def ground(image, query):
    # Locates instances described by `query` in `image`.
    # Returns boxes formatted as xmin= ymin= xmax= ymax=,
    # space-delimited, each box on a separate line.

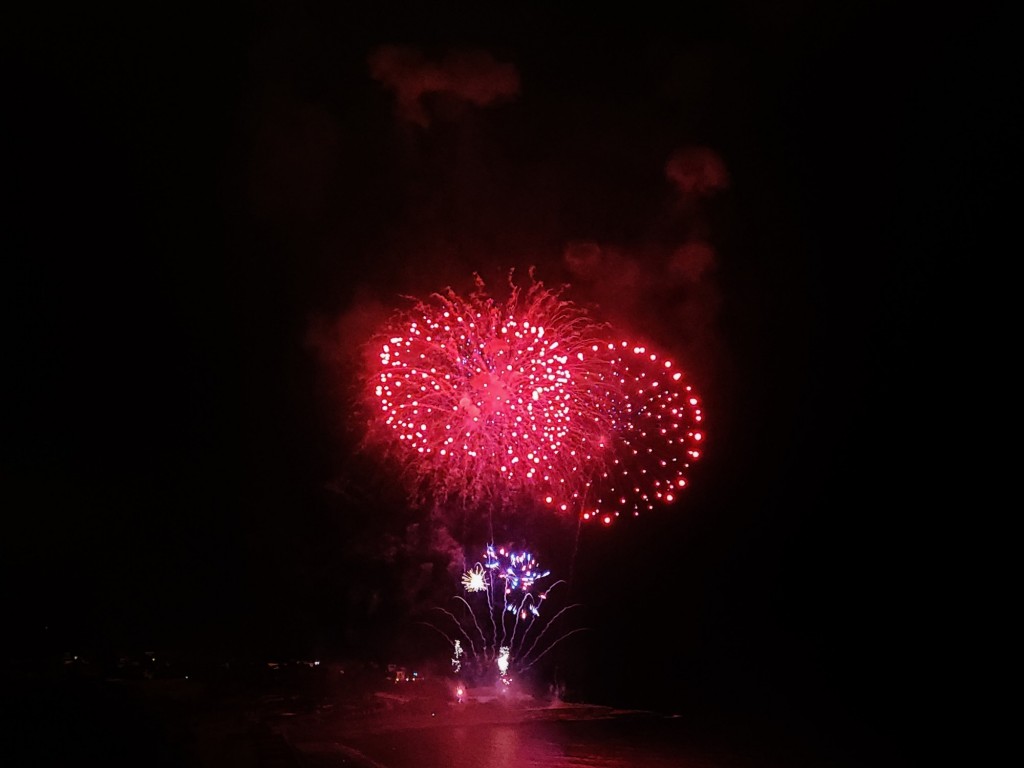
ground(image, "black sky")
xmin=3 ymin=2 xmax=969 ymax=760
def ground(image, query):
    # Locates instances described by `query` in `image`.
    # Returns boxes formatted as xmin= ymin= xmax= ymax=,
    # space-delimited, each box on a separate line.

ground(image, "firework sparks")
xmin=579 ymin=342 xmax=704 ymax=523
xmin=364 ymin=272 xmax=620 ymax=514
xmin=461 ymin=563 xmax=488 ymax=592
xmin=424 ymin=543 xmax=586 ymax=686
xmin=484 ymin=543 xmax=552 ymax=592
xmin=362 ymin=271 xmax=705 ymax=523
xmin=497 ymin=646 xmax=511 ymax=683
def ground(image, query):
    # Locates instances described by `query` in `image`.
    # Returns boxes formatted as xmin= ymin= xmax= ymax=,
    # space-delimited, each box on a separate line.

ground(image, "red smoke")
xmin=665 ymin=146 xmax=730 ymax=199
xmin=368 ymin=45 xmax=520 ymax=127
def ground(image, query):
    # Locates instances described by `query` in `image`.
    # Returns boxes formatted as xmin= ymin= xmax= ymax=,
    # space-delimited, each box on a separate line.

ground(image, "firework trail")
xmin=420 ymin=544 xmax=585 ymax=684
xmin=362 ymin=270 xmax=704 ymax=524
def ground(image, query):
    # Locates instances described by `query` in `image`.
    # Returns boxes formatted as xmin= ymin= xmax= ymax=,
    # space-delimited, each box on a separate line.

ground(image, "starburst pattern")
xmin=361 ymin=272 xmax=704 ymax=522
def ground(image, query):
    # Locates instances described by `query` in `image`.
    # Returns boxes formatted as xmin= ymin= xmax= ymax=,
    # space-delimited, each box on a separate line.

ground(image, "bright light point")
xmin=462 ymin=564 xmax=487 ymax=592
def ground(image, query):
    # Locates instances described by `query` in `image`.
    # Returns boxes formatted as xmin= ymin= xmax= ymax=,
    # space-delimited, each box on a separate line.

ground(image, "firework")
xmin=364 ymin=272 xmax=620 ymax=512
xmin=362 ymin=272 xmax=705 ymax=522
xmin=425 ymin=543 xmax=585 ymax=685
xmin=578 ymin=342 xmax=704 ymax=524
xmin=461 ymin=563 xmax=488 ymax=592
xmin=482 ymin=543 xmax=552 ymax=592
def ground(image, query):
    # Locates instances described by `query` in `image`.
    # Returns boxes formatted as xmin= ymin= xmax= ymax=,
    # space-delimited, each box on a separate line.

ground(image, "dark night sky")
xmin=3 ymin=1 xmax=971 ymax=759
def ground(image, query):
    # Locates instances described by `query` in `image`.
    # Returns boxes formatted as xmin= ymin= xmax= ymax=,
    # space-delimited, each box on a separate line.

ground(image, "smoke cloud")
xmin=561 ymin=145 xmax=730 ymax=393
xmin=665 ymin=146 xmax=731 ymax=200
xmin=368 ymin=45 xmax=521 ymax=127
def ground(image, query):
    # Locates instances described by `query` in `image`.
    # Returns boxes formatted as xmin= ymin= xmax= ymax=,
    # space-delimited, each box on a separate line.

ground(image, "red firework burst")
xmin=361 ymin=272 xmax=704 ymax=521
xmin=577 ymin=342 xmax=703 ymax=524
